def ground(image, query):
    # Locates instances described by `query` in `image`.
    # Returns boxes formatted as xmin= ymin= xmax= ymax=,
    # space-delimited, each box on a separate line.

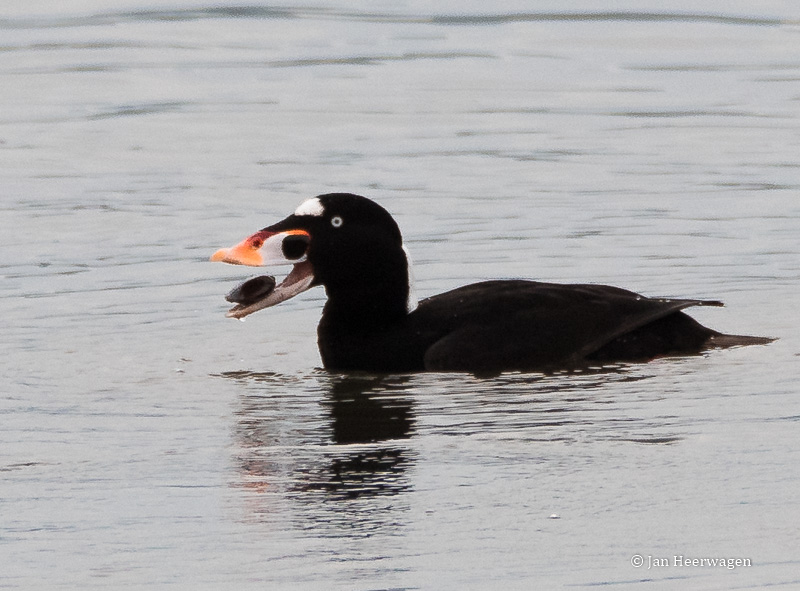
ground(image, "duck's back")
xmin=414 ymin=280 xmax=727 ymax=372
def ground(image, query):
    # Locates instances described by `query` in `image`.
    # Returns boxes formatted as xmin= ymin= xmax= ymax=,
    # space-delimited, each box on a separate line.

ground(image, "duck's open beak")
xmin=210 ymin=229 xmax=315 ymax=319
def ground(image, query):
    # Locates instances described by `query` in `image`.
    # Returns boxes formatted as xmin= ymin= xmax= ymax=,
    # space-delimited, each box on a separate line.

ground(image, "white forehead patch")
xmin=294 ymin=197 xmax=325 ymax=217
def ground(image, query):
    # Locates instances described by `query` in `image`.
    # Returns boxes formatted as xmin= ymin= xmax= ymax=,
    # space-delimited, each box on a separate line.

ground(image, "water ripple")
xmin=1 ymin=7 xmax=788 ymax=30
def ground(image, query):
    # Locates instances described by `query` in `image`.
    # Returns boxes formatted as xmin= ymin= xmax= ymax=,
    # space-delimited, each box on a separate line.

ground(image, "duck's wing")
xmin=417 ymin=280 xmax=723 ymax=372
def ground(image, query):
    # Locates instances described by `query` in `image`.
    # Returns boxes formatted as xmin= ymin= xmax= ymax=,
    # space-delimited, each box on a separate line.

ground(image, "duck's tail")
xmin=706 ymin=333 xmax=776 ymax=348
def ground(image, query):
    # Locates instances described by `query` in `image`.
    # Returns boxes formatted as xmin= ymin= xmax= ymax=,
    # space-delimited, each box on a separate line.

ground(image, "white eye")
xmin=331 ymin=216 xmax=343 ymax=228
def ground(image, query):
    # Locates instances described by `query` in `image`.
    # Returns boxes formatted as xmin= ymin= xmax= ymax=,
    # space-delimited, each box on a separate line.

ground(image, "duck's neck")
xmin=317 ymin=240 xmax=418 ymax=334
xmin=322 ymin=277 xmax=412 ymax=330
xmin=323 ymin=249 xmax=417 ymax=328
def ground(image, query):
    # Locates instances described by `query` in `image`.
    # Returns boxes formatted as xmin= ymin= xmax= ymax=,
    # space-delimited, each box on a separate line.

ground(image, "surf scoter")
xmin=211 ymin=193 xmax=772 ymax=373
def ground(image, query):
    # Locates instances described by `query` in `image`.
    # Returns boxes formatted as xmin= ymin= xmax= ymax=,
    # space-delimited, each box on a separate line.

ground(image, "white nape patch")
xmin=294 ymin=197 xmax=325 ymax=217
xmin=403 ymin=244 xmax=419 ymax=314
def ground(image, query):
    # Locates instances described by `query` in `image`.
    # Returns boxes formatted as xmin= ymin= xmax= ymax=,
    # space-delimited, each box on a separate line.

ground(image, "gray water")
xmin=2 ymin=2 xmax=800 ymax=589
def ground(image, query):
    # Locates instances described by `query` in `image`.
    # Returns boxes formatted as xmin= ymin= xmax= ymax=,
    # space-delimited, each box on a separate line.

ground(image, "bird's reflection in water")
xmin=221 ymin=370 xmax=416 ymax=532
xmin=301 ymin=374 xmax=414 ymax=500
xmin=221 ymin=364 xmax=676 ymax=533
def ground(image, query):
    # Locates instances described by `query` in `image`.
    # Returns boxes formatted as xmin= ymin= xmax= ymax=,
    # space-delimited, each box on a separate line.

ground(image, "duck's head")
xmin=211 ymin=193 xmax=417 ymax=320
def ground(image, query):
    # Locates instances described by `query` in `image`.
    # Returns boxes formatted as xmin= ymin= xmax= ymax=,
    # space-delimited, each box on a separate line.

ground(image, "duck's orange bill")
xmin=210 ymin=235 xmax=265 ymax=266
xmin=210 ymin=229 xmax=310 ymax=267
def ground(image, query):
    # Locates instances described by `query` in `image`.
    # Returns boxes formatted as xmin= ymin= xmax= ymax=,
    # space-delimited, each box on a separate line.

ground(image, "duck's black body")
xmin=319 ymin=280 xmax=737 ymax=373
xmin=212 ymin=193 xmax=772 ymax=373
